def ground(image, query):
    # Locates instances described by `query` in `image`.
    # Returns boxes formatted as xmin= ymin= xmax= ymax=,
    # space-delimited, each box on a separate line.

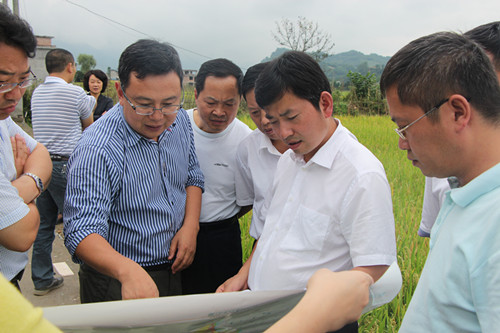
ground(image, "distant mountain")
xmin=260 ymin=48 xmax=289 ymax=63
xmin=261 ymin=48 xmax=390 ymax=85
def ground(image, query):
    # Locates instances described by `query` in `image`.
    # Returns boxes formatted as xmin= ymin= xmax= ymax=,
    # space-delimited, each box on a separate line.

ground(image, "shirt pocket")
xmin=280 ymin=205 xmax=330 ymax=261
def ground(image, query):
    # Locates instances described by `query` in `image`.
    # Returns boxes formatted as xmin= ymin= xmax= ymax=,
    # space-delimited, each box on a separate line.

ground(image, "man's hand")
xmin=75 ymin=234 xmax=159 ymax=300
xmin=217 ymin=239 xmax=256 ymax=293
xmin=304 ymin=269 xmax=373 ymax=327
xmin=118 ymin=260 xmax=159 ymax=300
xmin=11 ymin=134 xmax=29 ymax=178
xmin=216 ymin=271 xmax=249 ymax=293
xmin=265 ymin=269 xmax=373 ymax=333
xmin=168 ymin=225 xmax=197 ymax=274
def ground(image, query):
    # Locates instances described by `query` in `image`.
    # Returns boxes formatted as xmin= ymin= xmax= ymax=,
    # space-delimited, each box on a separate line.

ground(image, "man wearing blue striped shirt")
xmin=31 ymin=48 xmax=95 ymax=296
xmin=64 ymin=39 xmax=204 ymax=303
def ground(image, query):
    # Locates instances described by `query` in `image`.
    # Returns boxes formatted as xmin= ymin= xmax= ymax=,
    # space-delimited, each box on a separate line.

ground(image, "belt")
xmin=199 ymin=214 xmax=239 ymax=229
xmin=142 ymin=262 xmax=172 ymax=272
xmin=50 ymin=154 xmax=69 ymax=161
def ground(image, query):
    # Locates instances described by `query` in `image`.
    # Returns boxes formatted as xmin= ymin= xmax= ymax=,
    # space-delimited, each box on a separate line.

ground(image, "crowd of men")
xmin=1 ymin=3 xmax=500 ymax=332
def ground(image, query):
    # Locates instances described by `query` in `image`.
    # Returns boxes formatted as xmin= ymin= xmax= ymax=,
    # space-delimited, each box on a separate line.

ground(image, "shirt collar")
xmin=449 ymin=162 xmax=500 ymax=207
xmin=290 ymin=119 xmax=350 ymax=169
xmin=190 ymin=111 xmax=236 ymax=138
xmin=257 ymin=130 xmax=283 ymax=157
xmin=44 ymin=76 xmax=67 ymax=84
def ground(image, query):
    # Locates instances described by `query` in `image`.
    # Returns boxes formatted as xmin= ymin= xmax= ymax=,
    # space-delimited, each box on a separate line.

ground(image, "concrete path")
xmin=18 ymin=223 xmax=81 ymax=307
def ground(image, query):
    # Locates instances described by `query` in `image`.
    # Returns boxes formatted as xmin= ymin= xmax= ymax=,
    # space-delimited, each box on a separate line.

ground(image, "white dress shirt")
xmin=235 ymin=129 xmax=284 ymax=239
xmin=248 ymin=120 xmax=397 ymax=290
xmin=419 ymin=177 xmax=451 ymax=237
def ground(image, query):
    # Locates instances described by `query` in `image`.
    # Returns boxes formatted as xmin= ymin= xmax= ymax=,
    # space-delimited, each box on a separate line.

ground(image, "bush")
xmin=346 ymin=71 xmax=387 ymax=115
xmin=22 ymin=83 xmax=39 ymax=126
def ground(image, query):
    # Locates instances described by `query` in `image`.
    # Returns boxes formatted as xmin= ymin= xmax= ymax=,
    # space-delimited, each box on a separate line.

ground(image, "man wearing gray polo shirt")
xmin=30 ymin=48 xmax=95 ymax=295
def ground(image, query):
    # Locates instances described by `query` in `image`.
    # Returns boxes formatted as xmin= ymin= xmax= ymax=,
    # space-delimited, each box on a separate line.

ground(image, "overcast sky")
xmin=16 ymin=0 xmax=500 ymax=72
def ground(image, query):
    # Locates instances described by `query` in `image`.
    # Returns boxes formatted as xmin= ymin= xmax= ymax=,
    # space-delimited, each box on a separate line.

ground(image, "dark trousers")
xmin=79 ymin=263 xmax=182 ymax=303
xmin=182 ymin=215 xmax=242 ymax=294
xmin=10 ymin=269 xmax=24 ymax=291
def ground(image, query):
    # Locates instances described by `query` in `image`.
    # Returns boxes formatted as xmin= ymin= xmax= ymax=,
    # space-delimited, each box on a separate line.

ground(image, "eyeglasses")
xmin=394 ymin=98 xmax=449 ymax=140
xmin=0 ymin=70 xmax=37 ymax=94
xmin=121 ymin=86 xmax=184 ymax=116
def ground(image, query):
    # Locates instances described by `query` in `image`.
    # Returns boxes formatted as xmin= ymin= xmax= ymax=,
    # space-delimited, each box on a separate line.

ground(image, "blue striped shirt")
xmin=63 ymin=104 xmax=204 ymax=266
xmin=31 ymin=76 xmax=95 ymax=156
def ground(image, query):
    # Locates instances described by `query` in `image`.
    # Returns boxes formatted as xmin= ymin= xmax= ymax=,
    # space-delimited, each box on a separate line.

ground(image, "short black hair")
xmin=0 ymin=4 xmax=36 ymax=58
xmin=255 ymin=51 xmax=331 ymax=111
xmin=195 ymin=58 xmax=243 ymax=95
xmin=45 ymin=48 xmax=74 ymax=74
xmin=83 ymin=69 xmax=108 ymax=93
xmin=118 ymin=39 xmax=183 ymax=90
xmin=242 ymin=62 xmax=269 ymax=101
xmin=464 ymin=21 xmax=500 ymax=73
xmin=380 ymin=31 xmax=500 ymax=123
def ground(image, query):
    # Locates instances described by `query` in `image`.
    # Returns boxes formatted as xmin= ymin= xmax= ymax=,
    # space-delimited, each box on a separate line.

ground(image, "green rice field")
xmin=237 ymin=114 xmax=429 ymax=332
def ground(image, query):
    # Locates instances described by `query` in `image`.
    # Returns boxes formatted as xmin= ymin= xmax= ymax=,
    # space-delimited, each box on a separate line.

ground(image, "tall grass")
xmin=339 ymin=115 xmax=429 ymax=332
xmin=237 ymin=115 xmax=429 ymax=332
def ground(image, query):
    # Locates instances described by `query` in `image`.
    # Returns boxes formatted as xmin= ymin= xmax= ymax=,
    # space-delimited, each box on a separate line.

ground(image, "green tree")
xmin=77 ymin=53 xmax=96 ymax=75
xmin=346 ymin=71 xmax=386 ymax=115
xmin=347 ymin=71 xmax=377 ymax=99
xmin=272 ymin=17 xmax=335 ymax=62
xmin=356 ymin=62 xmax=369 ymax=75
xmin=74 ymin=71 xmax=84 ymax=82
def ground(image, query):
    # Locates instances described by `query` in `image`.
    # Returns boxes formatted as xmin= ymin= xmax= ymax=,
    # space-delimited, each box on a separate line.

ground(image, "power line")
xmin=64 ymin=0 xmax=211 ymax=60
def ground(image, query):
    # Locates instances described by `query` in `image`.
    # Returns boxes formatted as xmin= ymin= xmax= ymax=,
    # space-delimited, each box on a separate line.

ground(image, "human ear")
xmin=115 ymin=81 xmax=125 ymax=106
xmin=319 ymin=91 xmax=334 ymax=118
xmin=66 ymin=62 xmax=74 ymax=74
xmin=448 ymin=94 xmax=471 ymax=132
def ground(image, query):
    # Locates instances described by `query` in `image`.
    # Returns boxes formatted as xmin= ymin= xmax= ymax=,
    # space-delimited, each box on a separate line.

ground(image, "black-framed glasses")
xmin=394 ymin=98 xmax=449 ymax=140
xmin=121 ymin=85 xmax=184 ymax=116
xmin=0 ymin=70 xmax=37 ymax=94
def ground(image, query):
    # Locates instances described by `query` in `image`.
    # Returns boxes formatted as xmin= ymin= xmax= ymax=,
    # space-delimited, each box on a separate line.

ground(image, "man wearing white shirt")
xmin=182 ymin=58 xmax=252 ymax=294
xmin=235 ymin=62 xmax=288 ymax=240
xmin=218 ymin=51 xmax=397 ymax=333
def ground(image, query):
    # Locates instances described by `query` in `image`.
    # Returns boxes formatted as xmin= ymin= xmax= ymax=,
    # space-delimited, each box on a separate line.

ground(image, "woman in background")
xmin=83 ymin=69 xmax=114 ymax=121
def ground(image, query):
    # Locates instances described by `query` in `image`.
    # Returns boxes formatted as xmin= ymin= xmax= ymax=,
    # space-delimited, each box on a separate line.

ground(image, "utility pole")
xmin=12 ymin=0 xmax=19 ymax=15
xmin=2 ymin=1 xmax=19 ymax=15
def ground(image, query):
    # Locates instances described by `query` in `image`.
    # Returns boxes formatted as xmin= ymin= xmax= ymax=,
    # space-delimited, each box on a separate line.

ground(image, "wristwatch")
xmin=23 ymin=172 xmax=44 ymax=196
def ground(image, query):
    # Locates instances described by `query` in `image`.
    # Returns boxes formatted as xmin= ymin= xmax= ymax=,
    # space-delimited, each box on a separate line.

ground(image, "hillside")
xmin=261 ymin=48 xmax=390 ymax=85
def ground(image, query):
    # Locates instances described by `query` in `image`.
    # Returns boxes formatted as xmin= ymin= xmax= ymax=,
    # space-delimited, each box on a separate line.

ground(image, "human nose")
xmin=398 ymin=136 xmax=410 ymax=150
xmin=4 ymin=85 xmax=23 ymax=102
xmin=212 ymin=104 xmax=225 ymax=117
xmin=261 ymin=112 xmax=270 ymax=126
xmin=149 ymin=107 xmax=165 ymax=120
xmin=277 ymin=122 xmax=293 ymax=140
